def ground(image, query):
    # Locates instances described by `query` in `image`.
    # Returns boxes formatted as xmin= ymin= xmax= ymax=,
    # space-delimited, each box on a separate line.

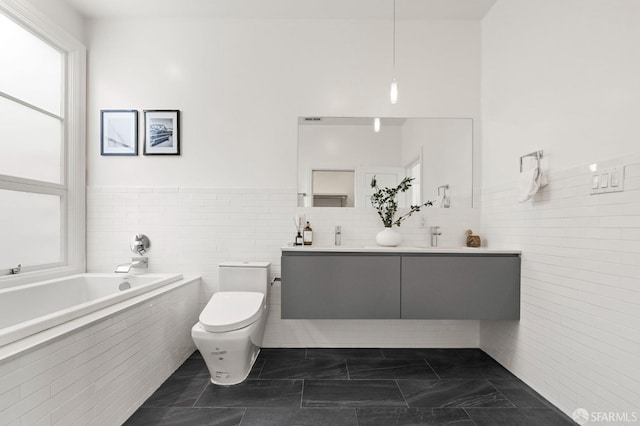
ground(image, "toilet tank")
xmin=218 ymin=262 xmax=271 ymax=294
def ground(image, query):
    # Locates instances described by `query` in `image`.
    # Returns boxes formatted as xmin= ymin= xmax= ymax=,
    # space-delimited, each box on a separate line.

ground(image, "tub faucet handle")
xmin=130 ymin=234 xmax=151 ymax=255
xmin=10 ymin=264 xmax=21 ymax=274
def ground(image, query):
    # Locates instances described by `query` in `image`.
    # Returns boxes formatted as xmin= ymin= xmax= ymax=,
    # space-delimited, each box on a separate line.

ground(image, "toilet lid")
xmin=199 ymin=291 xmax=264 ymax=332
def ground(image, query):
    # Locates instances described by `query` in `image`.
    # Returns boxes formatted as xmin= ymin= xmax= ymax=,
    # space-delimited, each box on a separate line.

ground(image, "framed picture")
xmin=100 ymin=110 xmax=138 ymax=156
xmin=144 ymin=110 xmax=180 ymax=155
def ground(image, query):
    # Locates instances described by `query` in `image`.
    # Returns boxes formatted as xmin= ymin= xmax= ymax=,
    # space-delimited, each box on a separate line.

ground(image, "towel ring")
xmin=520 ymin=150 xmax=543 ymax=173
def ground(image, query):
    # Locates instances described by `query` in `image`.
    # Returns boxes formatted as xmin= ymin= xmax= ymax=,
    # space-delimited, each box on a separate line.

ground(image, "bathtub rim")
xmin=0 ymin=265 xmax=85 ymax=291
xmin=0 ymin=273 xmax=184 ymax=348
xmin=0 ymin=275 xmax=201 ymax=363
xmin=0 ymin=272 xmax=178 ymax=296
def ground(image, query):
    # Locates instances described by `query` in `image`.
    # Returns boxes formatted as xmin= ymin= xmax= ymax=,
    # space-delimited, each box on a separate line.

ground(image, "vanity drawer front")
xmin=282 ymin=253 xmax=400 ymax=319
xmin=401 ymin=255 xmax=521 ymax=320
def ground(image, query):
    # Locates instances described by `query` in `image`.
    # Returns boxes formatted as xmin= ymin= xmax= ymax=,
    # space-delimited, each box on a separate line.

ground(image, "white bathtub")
xmin=0 ymin=272 xmax=200 ymax=425
xmin=0 ymin=273 xmax=183 ymax=348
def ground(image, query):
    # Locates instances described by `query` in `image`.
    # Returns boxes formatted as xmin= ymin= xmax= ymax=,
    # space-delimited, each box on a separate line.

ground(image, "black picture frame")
xmin=143 ymin=110 xmax=180 ymax=155
xmin=100 ymin=109 xmax=138 ymax=156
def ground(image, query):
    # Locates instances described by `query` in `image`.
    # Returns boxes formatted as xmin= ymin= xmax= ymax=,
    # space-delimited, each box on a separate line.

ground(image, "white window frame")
xmin=0 ymin=0 xmax=86 ymax=288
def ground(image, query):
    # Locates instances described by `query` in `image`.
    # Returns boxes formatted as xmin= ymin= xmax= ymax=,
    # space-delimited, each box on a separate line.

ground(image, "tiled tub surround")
xmin=125 ymin=348 xmax=575 ymax=425
xmin=0 ymin=276 xmax=200 ymax=426
xmin=87 ymin=186 xmax=481 ymax=348
xmin=480 ymin=154 xmax=640 ymax=418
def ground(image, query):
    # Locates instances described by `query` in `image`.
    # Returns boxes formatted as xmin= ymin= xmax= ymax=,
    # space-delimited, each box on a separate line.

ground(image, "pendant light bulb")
xmin=390 ymin=78 xmax=398 ymax=104
xmin=374 ymin=117 xmax=381 ymax=132
xmin=389 ymin=0 xmax=398 ymax=104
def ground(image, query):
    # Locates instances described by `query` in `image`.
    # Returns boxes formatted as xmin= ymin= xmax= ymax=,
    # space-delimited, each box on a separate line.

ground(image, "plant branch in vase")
xmin=370 ymin=176 xmax=433 ymax=246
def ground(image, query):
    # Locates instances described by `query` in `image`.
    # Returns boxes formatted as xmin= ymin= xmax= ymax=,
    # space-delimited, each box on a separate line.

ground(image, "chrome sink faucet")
xmin=430 ymin=226 xmax=442 ymax=247
xmin=115 ymin=257 xmax=148 ymax=273
xmin=335 ymin=225 xmax=342 ymax=246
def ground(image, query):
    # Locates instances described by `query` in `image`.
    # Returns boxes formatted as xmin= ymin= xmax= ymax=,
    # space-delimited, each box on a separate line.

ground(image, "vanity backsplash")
xmin=294 ymin=205 xmax=480 ymax=248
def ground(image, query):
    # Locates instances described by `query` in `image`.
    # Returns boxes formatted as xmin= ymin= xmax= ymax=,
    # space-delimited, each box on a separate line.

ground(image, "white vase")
xmin=376 ymin=227 xmax=402 ymax=247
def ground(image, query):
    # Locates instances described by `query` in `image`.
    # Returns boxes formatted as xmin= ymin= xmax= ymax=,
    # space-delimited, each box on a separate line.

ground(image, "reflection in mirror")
xmin=297 ymin=117 xmax=472 ymax=208
xmin=312 ymin=170 xmax=355 ymax=207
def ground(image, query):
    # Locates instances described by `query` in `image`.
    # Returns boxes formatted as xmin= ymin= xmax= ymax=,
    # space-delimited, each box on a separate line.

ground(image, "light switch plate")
xmin=591 ymin=165 xmax=625 ymax=195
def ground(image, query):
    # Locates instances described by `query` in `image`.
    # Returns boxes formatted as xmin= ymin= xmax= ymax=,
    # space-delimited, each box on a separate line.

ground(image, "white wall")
xmin=481 ymin=0 xmax=640 ymax=420
xmin=481 ymin=0 xmax=640 ymax=189
xmin=87 ymin=18 xmax=480 ymax=187
xmin=86 ymin=16 xmax=483 ymax=348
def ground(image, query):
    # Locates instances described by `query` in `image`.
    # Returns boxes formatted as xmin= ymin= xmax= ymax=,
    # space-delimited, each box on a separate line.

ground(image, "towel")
xmin=440 ymin=193 xmax=450 ymax=208
xmin=518 ymin=167 xmax=548 ymax=202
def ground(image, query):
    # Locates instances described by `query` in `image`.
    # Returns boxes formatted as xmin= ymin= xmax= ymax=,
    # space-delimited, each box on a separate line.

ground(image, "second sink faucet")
xmin=430 ymin=226 xmax=442 ymax=247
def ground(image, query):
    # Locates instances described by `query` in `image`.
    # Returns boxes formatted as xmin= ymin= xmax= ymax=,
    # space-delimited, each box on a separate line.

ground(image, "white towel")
xmin=440 ymin=193 xmax=450 ymax=208
xmin=518 ymin=167 xmax=547 ymax=203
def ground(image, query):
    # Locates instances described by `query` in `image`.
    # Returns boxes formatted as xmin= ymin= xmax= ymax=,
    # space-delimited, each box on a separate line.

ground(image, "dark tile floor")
xmin=125 ymin=348 xmax=576 ymax=425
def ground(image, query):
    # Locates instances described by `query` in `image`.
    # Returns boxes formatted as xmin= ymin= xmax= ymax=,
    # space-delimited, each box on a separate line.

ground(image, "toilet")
xmin=191 ymin=261 xmax=271 ymax=385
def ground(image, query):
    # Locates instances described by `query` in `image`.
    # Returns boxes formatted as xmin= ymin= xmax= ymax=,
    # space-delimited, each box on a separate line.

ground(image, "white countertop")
xmin=281 ymin=246 xmax=521 ymax=254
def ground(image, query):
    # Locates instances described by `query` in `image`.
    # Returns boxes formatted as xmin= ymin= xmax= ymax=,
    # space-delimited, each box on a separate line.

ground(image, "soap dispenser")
xmin=303 ymin=221 xmax=313 ymax=245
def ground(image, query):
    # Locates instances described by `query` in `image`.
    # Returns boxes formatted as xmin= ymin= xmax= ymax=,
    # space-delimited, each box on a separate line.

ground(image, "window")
xmin=0 ymin=5 xmax=85 ymax=282
xmin=407 ymin=160 xmax=421 ymax=205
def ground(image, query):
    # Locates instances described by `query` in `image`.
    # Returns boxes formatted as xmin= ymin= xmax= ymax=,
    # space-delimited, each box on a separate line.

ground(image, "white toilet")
xmin=191 ymin=261 xmax=270 ymax=385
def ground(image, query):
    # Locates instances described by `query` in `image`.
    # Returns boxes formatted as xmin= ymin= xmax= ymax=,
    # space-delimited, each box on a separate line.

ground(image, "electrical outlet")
xmin=419 ymin=216 xmax=428 ymax=229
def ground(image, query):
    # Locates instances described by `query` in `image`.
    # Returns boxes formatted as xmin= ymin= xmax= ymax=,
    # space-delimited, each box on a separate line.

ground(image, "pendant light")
xmin=390 ymin=0 xmax=398 ymax=104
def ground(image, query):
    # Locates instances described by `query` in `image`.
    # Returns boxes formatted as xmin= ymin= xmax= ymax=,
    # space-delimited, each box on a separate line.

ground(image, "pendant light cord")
xmin=392 ymin=0 xmax=396 ymax=74
xmin=389 ymin=0 xmax=399 ymax=104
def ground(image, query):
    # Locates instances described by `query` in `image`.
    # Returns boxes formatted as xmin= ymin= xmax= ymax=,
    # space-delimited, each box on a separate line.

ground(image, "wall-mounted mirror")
xmin=297 ymin=117 xmax=473 ymax=208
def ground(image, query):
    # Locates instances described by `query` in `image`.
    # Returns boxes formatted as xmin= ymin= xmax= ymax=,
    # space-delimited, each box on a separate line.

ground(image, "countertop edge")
xmin=281 ymin=246 xmax=522 ymax=254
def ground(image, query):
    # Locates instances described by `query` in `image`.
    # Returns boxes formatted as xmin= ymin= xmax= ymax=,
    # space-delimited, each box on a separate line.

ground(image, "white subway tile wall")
xmin=0 ymin=279 xmax=199 ymax=426
xmin=87 ymin=186 xmax=481 ymax=348
xmin=480 ymin=153 xmax=640 ymax=417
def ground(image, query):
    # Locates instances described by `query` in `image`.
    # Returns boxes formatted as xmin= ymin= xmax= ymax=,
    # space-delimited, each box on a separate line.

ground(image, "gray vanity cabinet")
xmin=401 ymin=254 xmax=521 ymax=320
xmin=281 ymin=250 xmax=520 ymax=320
xmin=281 ymin=253 xmax=400 ymax=319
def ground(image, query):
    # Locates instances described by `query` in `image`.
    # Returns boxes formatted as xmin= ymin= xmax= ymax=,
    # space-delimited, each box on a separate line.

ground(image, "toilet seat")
xmin=199 ymin=291 xmax=264 ymax=332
